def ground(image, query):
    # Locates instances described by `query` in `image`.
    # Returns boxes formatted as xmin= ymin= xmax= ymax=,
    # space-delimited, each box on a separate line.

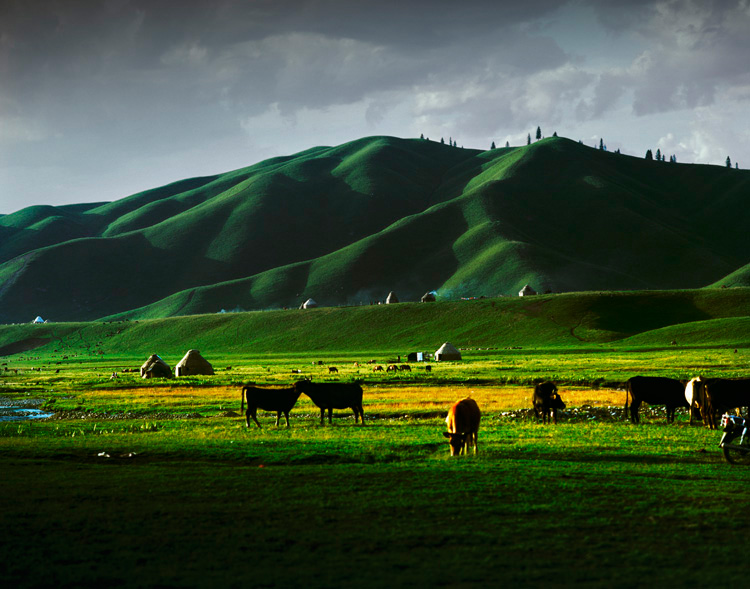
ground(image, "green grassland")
xmin=1 ymin=135 xmax=749 ymax=322
xmin=2 ymin=292 xmax=750 ymax=587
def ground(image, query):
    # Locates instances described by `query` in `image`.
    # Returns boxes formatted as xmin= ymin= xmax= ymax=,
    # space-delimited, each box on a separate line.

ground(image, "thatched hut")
xmin=175 ymin=349 xmax=214 ymax=377
xmin=435 ymin=342 xmax=461 ymax=361
xmin=386 ymin=291 xmax=399 ymax=304
xmin=140 ymin=354 xmax=172 ymax=379
xmin=518 ymin=284 xmax=537 ymax=297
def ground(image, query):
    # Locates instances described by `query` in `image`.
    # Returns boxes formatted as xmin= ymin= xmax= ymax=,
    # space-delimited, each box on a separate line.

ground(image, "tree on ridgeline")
xmin=491 ymin=141 xmax=496 ymax=149
xmin=420 ymin=133 xmax=424 ymax=139
xmin=645 ymin=149 xmax=653 ymax=160
xmin=656 ymin=148 xmax=661 ymax=161
xmin=599 ymin=138 xmax=604 ymax=150
xmin=441 ymin=137 xmax=445 ymax=144
xmin=615 ymin=148 xmax=621 ymax=154
xmin=553 ymin=131 xmax=558 ymax=137
xmin=505 ymin=140 xmax=510 ymax=148
xmin=527 ymin=133 xmax=531 ymax=145
xmin=536 ymin=126 xmax=542 ymax=141
xmin=726 ymin=156 xmax=732 ymax=168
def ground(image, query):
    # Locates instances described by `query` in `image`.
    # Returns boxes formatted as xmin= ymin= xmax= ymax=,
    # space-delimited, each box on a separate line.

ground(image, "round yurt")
xmin=175 ymin=349 xmax=214 ymax=377
xmin=435 ymin=342 xmax=461 ymax=362
xmin=420 ymin=292 xmax=436 ymax=303
xmin=32 ymin=316 xmax=45 ymax=324
xmin=300 ymin=298 xmax=318 ymax=309
xmin=385 ymin=291 xmax=399 ymax=304
xmin=140 ymin=354 xmax=172 ymax=379
xmin=519 ymin=284 xmax=537 ymax=297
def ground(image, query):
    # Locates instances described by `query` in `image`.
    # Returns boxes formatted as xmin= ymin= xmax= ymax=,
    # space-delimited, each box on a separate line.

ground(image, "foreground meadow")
xmin=2 ymin=348 xmax=750 ymax=587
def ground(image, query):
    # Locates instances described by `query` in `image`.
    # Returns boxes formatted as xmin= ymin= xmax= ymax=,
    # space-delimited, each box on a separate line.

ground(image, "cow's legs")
xmin=247 ymin=408 xmax=262 ymax=428
xmin=283 ymin=411 xmax=291 ymax=427
xmin=327 ymin=408 xmax=333 ymax=424
xmin=319 ymin=408 xmax=325 ymax=425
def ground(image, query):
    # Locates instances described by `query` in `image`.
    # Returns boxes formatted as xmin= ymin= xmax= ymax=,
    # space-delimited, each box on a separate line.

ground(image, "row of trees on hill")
xmin=420 ymin=130 xmax=740 ymax=169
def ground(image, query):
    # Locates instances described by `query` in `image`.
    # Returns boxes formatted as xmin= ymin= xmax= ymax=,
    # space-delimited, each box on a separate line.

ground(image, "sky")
xmin=1 ymin=0 xmax=749 ymax=214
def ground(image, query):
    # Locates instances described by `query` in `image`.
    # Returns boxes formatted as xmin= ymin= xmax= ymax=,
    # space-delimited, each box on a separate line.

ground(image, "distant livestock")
xmin=240 ymin=385 xmax=301 ymax=428
xmin=293 ymin=380 xmax=365 ymax=425
xmin=399 ymin=364 xmax=411 ymax=372
xmin=373 ymin=365 xmax=384 ymax=372
xmin=443 ymin=398 xmax=481 ymax=456
xmin=328 ymin=366 xmax=339 ymax=373
xmin=625 ymin=376 xmax=688 ymax=423
xmin=688 ymin=376 xmax=750 ymax=429
xmin=532 ymin=381 xmax=566 ymax=425
xmin=387 ymin=365 xmax=398 ymax=372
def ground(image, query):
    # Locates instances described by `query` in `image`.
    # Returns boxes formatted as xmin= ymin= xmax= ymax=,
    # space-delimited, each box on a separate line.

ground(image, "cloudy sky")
xmin=1 ymin=0 xmax=749 ymax=214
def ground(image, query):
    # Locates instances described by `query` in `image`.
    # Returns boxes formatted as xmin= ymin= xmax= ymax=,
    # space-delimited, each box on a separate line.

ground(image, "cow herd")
xmin=239 ymin=375 xmax=750 ymax=456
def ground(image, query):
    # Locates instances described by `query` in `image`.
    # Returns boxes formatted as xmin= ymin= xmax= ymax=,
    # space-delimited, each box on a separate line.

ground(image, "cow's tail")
xmin=240 ymin=386 xmax=245 ymax=413
xmin=624 ymin=381 xmax=631 ymax=420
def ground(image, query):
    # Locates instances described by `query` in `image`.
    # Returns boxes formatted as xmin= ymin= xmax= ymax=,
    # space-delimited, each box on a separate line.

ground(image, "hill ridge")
xmin=1 ymin=135 xmax=749 ymax=322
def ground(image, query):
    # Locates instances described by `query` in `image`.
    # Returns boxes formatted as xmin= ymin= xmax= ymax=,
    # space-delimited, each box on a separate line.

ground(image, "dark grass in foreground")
xmin=2 ymin=417 xmax=749 ymax=588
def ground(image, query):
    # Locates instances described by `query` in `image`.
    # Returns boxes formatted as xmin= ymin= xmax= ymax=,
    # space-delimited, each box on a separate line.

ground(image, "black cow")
xmin=240 ymin=385 xmax=301 ymax=428
xmin=294 ymin=380 xmax=364 ymax=425
xmin=694 ymin=377 xmax=750 ymax=429
xmin=625 ymin=376 xmax=688 ymax=423
xmin=532 ymin=381 xmax=566 ymax=425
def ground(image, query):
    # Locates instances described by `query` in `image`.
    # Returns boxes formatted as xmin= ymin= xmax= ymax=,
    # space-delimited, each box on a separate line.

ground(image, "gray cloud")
xmin=1 ymin=0 xmax=748 ymax=213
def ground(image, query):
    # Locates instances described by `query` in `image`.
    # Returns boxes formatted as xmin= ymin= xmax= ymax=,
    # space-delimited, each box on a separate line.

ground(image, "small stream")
xmin=0 ymin=397 xmax=54 ymax=422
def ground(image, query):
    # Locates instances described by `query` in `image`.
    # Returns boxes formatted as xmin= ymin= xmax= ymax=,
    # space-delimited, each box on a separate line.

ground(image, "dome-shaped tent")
xmin=175 ymin=349 xmax=214 ymax=377
xmin=140 ymin=354 xmax=172 ymax=379
xmin=300 ymin=298 xmax=318 ymax=309
xmin=435 ymin=342 xmax=461 ymax=361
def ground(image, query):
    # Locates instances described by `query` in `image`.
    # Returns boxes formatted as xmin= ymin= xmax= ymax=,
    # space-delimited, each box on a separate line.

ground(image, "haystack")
xmin=519 ymin=284 xmax=537 ymax=297
xmin=140 ymin=354 xmax=172 ymax=379
xmin=421 ymin=292 xmax=436 ymax=303
xmin=386 ymin=291 xmax=399 ymax=304
xmin=300 ymin=298 xmax=318 ymax=309
xmin=435 ymin=342 xmax=461 ymax=361
xmin=175 ymin=349 xmax=214 ymax=377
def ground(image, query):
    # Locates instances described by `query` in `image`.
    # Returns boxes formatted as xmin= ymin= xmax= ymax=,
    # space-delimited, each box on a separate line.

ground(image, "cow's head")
xmin=550 ymin=393 xmax=566 ymax=409
xmin=443 ymin=431 xmax=467 ymax=456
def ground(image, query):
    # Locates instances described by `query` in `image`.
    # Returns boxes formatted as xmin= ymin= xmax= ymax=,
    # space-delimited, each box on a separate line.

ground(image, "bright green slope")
xmin=1 ymin=136 xmax=748 ymax=322
xmin=1 ymin=289 xmax=749 ymax=358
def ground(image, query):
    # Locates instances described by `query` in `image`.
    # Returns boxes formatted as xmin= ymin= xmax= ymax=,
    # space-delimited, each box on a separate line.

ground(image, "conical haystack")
xmin=140 ymin=354 xmax=172 ymax=379
xmin=175 ymin=349 xmax=214 ymax=377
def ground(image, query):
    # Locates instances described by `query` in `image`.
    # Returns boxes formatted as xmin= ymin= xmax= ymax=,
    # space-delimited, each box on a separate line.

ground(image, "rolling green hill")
xmin=1 ymin=135 xmax=748 ymax=323
xmin=1 ymin=289 xmax=749 ymax=358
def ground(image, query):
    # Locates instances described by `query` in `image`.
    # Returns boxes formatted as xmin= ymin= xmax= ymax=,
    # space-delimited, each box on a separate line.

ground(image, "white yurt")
xmin=435 ymin=342 xmax=462 ymax=361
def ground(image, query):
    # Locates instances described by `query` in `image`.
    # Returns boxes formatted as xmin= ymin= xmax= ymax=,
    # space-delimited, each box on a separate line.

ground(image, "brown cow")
xmin=443 ymin=398 xmax=481 ymax=456
xmin=328 ymin=366 xmax=338 ymax=373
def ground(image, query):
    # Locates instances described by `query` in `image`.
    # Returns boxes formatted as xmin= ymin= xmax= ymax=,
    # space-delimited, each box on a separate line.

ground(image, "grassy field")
xmin=2 ymin=340 xmax=750 ymax=588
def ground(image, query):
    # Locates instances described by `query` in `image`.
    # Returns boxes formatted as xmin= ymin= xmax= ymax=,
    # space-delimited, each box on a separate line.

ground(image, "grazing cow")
xmin=399 ymin=364 xmax=411 ymax=372
xmin=684 ymin=377 xmax=705 ymax=424
xmin=387 ymin=364 xmax=398 ymax=372
xmin=372 ymin=365 xmax=384 ymax=372
xmin=532 ymin=381 xmax=566 ymax=425
xmin=293 ymin=380 xmax=364 ymax=425
xmin=625 ymin=376 xmax=688 ymax=423
xmin=443 ymin=398 xmax=481 ymax=456
xmin=240 ymin=385 xmax=301 ymax=428
xmin=690 ymin=377 xmax=750 ymax=429
xmin=328 ymin=366 xmax=338 ymax=373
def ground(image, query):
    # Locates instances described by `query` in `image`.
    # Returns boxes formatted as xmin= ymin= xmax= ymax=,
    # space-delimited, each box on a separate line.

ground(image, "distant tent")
xmin=421 ymin=292 xmax=436 ymax=303
xmin=519 ymin=285 xmax=537 ymax=297
xmin=300 ymin=298 xmax=318 ymax=309
xmin=435 ymin=342 xmax=461 ymax=361
xmin=175 ymin=349 xmax=214 ymax=377
xmin=32 ymin=316 xmax=45 ymax=324
xmin=386 ymin=292 xmax=399 ymax=304
xmin=140 ymin=354 xmax=172 ymax=379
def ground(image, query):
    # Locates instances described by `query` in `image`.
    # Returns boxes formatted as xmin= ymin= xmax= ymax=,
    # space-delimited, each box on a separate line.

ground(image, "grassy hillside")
xmin=2 ymin=289 xmax=749 ymax=359
xmin=1 ymin=135 xmax=748 ymax=322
